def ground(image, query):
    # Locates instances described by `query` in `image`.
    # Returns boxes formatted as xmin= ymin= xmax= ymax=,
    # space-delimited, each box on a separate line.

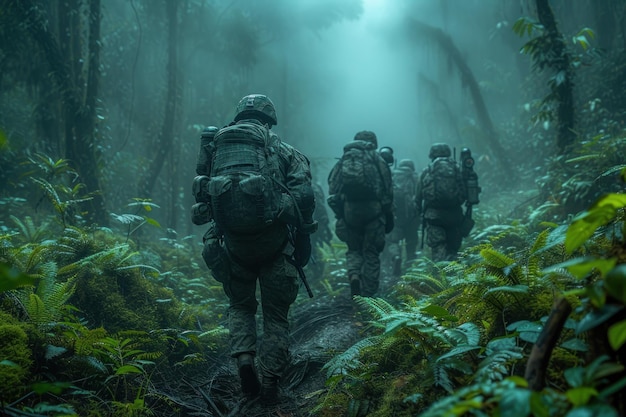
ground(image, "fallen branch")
xmin=524 ymin=297 xmax=572 ymax=390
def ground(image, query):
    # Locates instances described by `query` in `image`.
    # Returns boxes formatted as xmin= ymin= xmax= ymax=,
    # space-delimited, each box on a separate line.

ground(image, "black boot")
xmin=349 ymin=274 xmax=361 ymax=297
xmin=237 ymin=353 xmax=260 ymax=396
xmin=261 ymin=376 xmax=280 ymax=405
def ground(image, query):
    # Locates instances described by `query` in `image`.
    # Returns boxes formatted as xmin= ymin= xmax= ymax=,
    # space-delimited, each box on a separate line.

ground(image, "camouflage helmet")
xmin=379 ymin=146 xmax=394 ymax=165
xmin=354 ymin=130 xmax=378 ymax=147
xmin=428 ymin=143 xmax=451 ymax=159
xmin=398 ymin=159 xmax=415 ymax=171
xmin=234 ymin=94 xmax=277 ymax=127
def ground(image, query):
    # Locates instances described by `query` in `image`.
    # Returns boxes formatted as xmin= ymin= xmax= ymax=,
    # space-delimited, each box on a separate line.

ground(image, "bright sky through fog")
xmin=308 ymin=0 xmax=421 ymax=164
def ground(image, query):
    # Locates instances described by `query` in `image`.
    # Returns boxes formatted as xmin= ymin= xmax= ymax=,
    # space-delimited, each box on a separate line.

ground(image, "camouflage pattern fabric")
xmin=335 ymin=205 xmax=387 ymax=297
xmin=311 ymin=182 xmax=332 ymax=248
xmin=387 ymin=216 xmax=419 ymax=261
xmin=423 ymin=206 xmax=464 ymax=262
xmin=225 ymin=250 xmax=299 ymax=380
xmin=387 ymin=165 xmax=420 ymax=263
xmin=328 ymin=139 xmax=393 ymax=298
xmin=210 ymin=126 xmax=315 ymax=383
xmin=416 ymin=153 xmax=467 ymax=263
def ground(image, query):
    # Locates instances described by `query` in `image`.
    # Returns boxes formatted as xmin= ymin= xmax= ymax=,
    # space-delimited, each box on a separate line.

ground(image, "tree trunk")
xmin=139 ymin=0 xmax=180 ymax=215
xmin=14 ymin=0 xmax=108 ymax=226
xmin=535 ymin=0 xmax=576 ymax=152
xmin=406 ymin=19 xmax=512 ymax=176
xmin=524 ymin=297 xmax=571 ymax=390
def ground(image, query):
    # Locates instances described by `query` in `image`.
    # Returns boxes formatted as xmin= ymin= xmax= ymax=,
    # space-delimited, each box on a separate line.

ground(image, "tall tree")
xmin=535 ymin=0 xmax=575 ymax=152
xmin=406 ymin=19 xmax=512 ymax=177
xmin=137 ymin=0 xmax=181 ymax=230
xmin=12 ymin=0 xmax=108 ymax=226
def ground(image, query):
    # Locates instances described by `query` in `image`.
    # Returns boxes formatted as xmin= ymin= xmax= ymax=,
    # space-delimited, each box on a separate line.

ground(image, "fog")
xmin=3 ymin=0 xmax=611 ymax=231
xmin=238 ymin=0 xmax=526 ymax=178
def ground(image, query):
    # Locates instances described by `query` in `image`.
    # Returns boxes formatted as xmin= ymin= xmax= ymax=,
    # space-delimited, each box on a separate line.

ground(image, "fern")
xmin=473 ymin=337 xmax=523 ymax=383
xmin=322 ymin=336 xmax=380 ymax=378
xmin=14 ymin=261 xmax=76 ymax=327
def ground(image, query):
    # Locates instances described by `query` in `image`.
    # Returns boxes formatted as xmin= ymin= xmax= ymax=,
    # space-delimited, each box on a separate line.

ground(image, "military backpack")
xmin=331 ymin=141 xmax=384 ymax=201
xmin=207 ymin=121 xmax=282 ymax=234
xmin=392 ymin=167 xmax=418 ymax=221
xmin=421 ymin=157 xmax=465 ymax=209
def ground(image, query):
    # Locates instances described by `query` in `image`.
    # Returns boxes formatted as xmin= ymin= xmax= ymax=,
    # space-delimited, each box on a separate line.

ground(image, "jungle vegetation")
xmin=1 ymin=0 xmax=626 ymax=416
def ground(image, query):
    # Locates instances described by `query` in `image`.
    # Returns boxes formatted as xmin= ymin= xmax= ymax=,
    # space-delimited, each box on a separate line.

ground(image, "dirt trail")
xmin=152 ymin=283 xmax=370 ymax=417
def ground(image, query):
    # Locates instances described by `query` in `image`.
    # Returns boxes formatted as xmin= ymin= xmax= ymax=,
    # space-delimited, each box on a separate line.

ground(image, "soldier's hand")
xmin=385 ymin=213 xmax=395 ymax=234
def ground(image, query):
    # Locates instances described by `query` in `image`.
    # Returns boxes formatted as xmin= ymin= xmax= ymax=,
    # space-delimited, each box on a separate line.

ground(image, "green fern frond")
xmin=444 ymin=322 xmax=481 ymax=346
xmin=31 ymin=177 xmax=63 ymax=209
xmin=530 ymin=229 xmax=550 ymax=255
xmin=354 ymin=296 xmax=396 ymax=318
xmin=322 ymin=336 xmax=380 ymax=378
xmin=474 ymin=337 xmax=523 ymax=383
xmin=480 ymin=248 xmax=516 ymax=268
xmin=433 ymin=363 xmax=454 ymax=393
xmin=17 ymin=265 xmax=76 ymax=326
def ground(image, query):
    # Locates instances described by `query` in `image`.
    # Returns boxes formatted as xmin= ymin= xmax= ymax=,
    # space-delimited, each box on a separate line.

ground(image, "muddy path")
xmin=149 ymin=272 xmax=389 ymax=417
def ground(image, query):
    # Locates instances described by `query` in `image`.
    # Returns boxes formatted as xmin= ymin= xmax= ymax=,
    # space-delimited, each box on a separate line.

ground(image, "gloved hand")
xmin=385 ymin=212 xmax=395 ymax=234
xmin=294 ymin=231 xmax=312 ymax=267
xmin=277 ymin=193 xmax=298 ymax=225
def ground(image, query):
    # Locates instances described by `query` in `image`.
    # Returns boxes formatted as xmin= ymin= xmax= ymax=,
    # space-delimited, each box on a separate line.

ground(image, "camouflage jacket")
xmin=327 ymin=140 xmax=393 ymax=219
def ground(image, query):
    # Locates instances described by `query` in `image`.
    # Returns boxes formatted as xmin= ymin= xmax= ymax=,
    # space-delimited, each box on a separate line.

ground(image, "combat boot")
xmin=237 ymin=353 xmax=260 ymax=396
xmin=260 ymin=375 xmax=280 ymax=405
xmin=349 ymin=274 xmax=361 ymax=297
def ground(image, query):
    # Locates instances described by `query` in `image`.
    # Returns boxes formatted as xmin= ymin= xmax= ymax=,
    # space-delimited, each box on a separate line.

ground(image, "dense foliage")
xmin=1 ymin=0 xmax=626 ymax=416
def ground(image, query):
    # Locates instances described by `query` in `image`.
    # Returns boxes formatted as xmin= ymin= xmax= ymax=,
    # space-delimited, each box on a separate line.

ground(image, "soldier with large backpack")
xmin=327 ymin=130 xmax=394 ymax=298
xmin=387 ymin=158 xmax=420 ymax=275
xmin=191 ymin=94 xmax=317 ymax=404
xmin=416 ymin=143 xmax=477 ymax=262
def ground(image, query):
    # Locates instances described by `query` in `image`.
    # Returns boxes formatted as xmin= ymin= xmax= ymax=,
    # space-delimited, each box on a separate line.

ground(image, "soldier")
xmin=387 ymin=159 xmax=420 ymax=275
xmin=191 ymin=94 xmax=317 ymax=404
xmin=307 ymin=180 xmax=332 ymax=280
xmin=327 ymin=131 xmax=394 ymax=297
xmin=416 ymin=143 xmax=467 ymax=262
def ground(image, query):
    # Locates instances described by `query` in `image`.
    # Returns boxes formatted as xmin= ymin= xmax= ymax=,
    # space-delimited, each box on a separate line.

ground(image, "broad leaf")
xmin=608 ymin=320 xmax=626 ymax=351
xmin=576 ymin=304 xmax=623 ymax=334
xmin=604 ymin=264 xmax=626 ymax=303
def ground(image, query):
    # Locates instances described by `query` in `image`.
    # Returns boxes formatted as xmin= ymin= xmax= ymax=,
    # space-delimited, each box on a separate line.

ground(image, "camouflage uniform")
xmin=193 ymin=95 xmax=316 ymax=402
xmin=328 ymin=131 xmax=393 ymax=297
xmin=306 ymin=181 xmax=332 ymax=280
xmin=416 ymin=143 xmax=467 ymax=262
xmin=387 ymin=159 xmax=420 ymax=275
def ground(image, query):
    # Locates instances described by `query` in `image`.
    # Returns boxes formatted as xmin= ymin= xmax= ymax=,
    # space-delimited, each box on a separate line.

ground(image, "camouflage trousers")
xmin=336 ymin=216 xmax=386 ymax=297
xmin=222 ymin=251 xmax=299 ymax=380
xmin=387 ymin=218 xmax=419 ymax=261
xmin=424 ymin=207 xmax=463 ymax=262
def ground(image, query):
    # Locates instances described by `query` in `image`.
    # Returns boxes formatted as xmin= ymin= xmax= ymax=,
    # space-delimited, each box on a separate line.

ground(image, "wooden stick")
xmin=524 ymin=297 xmax=572 ymax=391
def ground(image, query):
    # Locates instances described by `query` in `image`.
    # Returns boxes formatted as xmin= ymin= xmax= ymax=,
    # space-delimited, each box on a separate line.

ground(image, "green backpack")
xmin=421 ymin=157 xmax=465 ymax=209
xmin=207 ymin=121 xmax=282 ymax=234
xmin=336 ymin=141 xmax=384 ymax=201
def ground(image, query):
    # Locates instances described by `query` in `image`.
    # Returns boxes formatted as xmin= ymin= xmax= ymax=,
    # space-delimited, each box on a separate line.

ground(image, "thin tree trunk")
xmin=406 ymin=19 xmax=512 ymax=177
xmin=535 ymin=0 xmax=576 ymax=152
xmin=139 ymin=0 xmax=180 ymax=207
xmin=524 ymin=297 xmax=572 ymax=390
xmin=14 ymin=0 xmax=108 ymax=226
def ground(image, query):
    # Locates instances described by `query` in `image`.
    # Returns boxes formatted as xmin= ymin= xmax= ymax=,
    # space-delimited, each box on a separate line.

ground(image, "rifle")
xmin=287 ymin=225 xmax=314 ymax=298
xmin=459 ymin=148 xmax=480 ymax=237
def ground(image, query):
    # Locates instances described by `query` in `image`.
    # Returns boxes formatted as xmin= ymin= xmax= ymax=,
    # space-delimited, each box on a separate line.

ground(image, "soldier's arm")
xmin=279 ymin=143 xmax=316 ymax=232
xmin=380 ymin=157 xmax=394 ymax=215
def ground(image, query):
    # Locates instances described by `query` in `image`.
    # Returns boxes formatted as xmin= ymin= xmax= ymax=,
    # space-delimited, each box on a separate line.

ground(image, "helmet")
xmin=398 ymin=159 xmax=415 ymax=171
xmin=428 ymin=143 xmax=451 ymax=159
xmin=354 ymin=130 xmax=378 ymax=147
xmin=234 ymin=94 xmax=277 ymax=127
xmin=379 ymin=146 xmax=394 ymax=165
